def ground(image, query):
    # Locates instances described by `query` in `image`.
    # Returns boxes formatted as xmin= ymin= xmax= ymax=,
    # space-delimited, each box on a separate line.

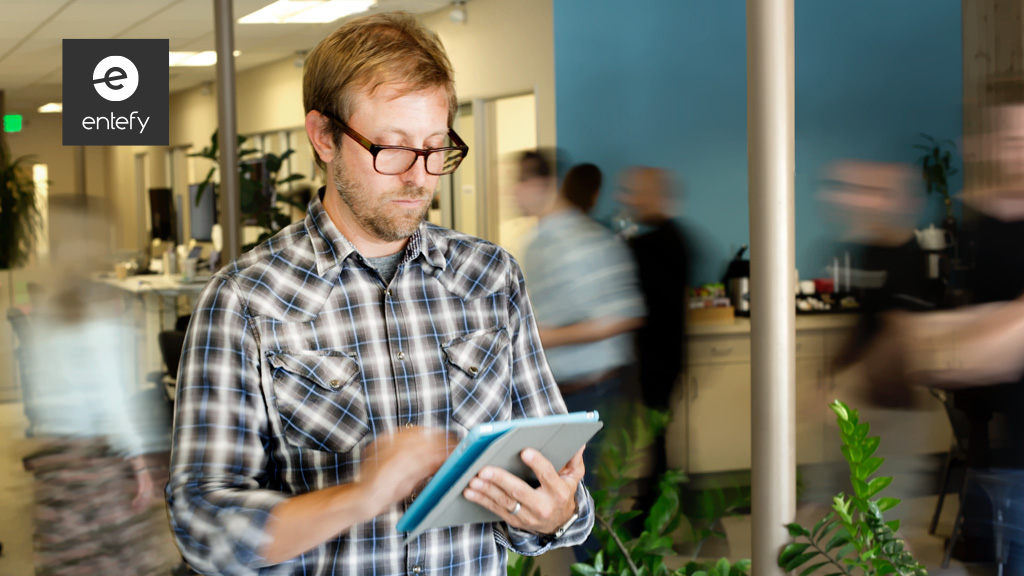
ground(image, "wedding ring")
xmin=510 ymin=502 xmax=521 ymax=516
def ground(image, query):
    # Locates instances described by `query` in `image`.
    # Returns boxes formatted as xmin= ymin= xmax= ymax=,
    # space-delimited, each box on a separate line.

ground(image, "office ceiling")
xmin=0 ymin=0 xmax=454 ymax=112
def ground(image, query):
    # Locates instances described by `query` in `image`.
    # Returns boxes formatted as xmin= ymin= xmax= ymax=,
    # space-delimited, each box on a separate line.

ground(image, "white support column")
xmin=747 ymin=1 xmax=796 ymax=575
xmin=214 ymin=0 xmax=240 ymax=261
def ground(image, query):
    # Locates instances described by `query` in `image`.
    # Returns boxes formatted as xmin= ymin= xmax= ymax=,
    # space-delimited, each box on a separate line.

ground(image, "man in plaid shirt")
xmin=166 ymin=11 xmax=593 ymax=576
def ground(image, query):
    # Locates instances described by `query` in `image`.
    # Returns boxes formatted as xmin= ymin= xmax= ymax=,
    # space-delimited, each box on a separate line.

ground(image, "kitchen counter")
xmin=674 ymin=310 xmax=948 ymax=474
xmin=689 ymin=312 xmax=859 ymax=336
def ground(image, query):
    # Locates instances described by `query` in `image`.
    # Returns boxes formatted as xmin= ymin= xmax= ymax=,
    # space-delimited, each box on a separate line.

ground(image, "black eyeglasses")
xmin=319 ymin=110 xmax=469 ymax=176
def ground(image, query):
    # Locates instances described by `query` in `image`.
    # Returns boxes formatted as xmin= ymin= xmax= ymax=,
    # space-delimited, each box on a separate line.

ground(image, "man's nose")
xmin=400 ymin=156 xmax=431 ymax=189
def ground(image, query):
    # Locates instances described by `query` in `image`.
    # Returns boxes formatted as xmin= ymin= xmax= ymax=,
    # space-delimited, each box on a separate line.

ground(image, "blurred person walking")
xmin=617 ymin=166 xmax=693 ymax=515
xmin=19 ymin=199 xmax=176 ymax=576
xmin=513 ymin=154 xmax=645 ymax=489
xmin=903 ymin=75 xmax=1024 ymax=572
xmin=166 ymin=13 xmax=592 ymax=576
xmin=821 ymin=161 xmax=932 ymax=407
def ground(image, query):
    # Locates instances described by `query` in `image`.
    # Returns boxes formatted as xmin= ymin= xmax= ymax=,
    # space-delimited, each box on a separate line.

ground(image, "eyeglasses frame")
xmin=318 ymin=110 xmax=469 ymax=176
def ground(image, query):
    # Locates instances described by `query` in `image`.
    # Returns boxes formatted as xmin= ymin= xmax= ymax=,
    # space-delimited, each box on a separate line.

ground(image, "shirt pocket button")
xmin=329 ymin=379 xmax=341 ymax=390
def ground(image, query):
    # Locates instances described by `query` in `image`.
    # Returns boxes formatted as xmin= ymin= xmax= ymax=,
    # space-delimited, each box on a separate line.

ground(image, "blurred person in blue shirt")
xmin=513 ymin=153 xmax=646 ymax=487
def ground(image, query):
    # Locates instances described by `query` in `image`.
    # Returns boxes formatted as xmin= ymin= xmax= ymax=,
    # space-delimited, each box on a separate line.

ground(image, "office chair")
xmin=931 ymin=388 xmax=970 ymax=535
xmin=149 ymin=330 xmax=186 ymax=404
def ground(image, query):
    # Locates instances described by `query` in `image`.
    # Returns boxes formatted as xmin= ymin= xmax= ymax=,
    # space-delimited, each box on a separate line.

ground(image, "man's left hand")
xmin=463 ymin=446 xmax=584 ymax=535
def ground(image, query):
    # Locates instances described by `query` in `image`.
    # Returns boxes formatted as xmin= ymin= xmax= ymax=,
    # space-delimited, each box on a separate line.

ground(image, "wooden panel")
xmin=795 ymin=331 xmax=825 ymax=359
xmin=688 ymin=334 xmax=751 ymax=365
xmin=687 ymin=363 xmax=752 ymax=473
xmin=796 ymin=358 xmax=825 ymax=464
xmin=962 ymin=0 xmax=1024 ymax=192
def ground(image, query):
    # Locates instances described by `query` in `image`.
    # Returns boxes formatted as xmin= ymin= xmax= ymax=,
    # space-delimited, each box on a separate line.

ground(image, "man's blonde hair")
xmin=303 ymin=12 xmax=457 ymax=172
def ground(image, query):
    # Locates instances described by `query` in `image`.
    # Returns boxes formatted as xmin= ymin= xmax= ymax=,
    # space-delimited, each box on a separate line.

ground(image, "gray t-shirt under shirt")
xmin=365 ymin=250 xmax=404 ymax=284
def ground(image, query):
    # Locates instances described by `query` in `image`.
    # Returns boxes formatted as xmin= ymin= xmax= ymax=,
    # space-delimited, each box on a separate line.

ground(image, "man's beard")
xmin=331 ymin=159 xmax=432 ymax=242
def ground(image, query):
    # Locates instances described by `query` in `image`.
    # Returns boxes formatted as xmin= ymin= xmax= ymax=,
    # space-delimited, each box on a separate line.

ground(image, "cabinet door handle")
xmin=710 ymin=346 xmax=733 ymax=355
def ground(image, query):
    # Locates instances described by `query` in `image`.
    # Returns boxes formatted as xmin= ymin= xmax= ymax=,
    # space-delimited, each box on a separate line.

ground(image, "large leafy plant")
xmin=0 ymin=144 xmax=41 ymax=270
xmin=779 ymin=400 xmax=926 ymax=576
xmin=189 ymin=130 xmax=306 ymax=249
xmin=569 ymin=407 xmax=750 ymax=576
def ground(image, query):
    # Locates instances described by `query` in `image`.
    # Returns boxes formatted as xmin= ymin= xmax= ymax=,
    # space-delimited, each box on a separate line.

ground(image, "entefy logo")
xmin=92 ymin=56 xmax=138 ymax=102
xmin=63 ymin=39 xmax=168 ymax=146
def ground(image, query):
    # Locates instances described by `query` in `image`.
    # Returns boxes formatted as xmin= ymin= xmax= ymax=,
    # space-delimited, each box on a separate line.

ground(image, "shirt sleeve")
xmin=500 ymin=257 xmax=596 ymax=554
xmin=579 ymin=234 xmax=646 ymax=321
xmin=166 ymin=276 xmax=288 ymax=576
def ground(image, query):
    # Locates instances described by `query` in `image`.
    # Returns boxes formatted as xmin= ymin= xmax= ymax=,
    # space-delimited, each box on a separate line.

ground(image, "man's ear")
xmin=305 ymin=111 xmax=338 ymax=164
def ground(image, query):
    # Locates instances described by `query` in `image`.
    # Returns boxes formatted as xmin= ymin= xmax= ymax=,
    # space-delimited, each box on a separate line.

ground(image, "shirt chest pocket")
xmin=267 ymin=350 xmax=368 ymax=454
xmin=443 ymin=327 xmax=512 ymax=432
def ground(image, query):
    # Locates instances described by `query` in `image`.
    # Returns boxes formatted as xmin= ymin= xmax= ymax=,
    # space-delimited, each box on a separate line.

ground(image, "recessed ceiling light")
xmin=169 ymin=50 xmax=242 ymax=67
xmin=38 ymin=102 xmax=63 ymax=113
xmin=239 ymin=0 xmax=375 ymax=24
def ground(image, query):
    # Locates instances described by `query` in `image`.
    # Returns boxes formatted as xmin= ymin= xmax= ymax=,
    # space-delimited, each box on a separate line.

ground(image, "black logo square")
xmin=63 ymin=39 xmax=169 ymax=146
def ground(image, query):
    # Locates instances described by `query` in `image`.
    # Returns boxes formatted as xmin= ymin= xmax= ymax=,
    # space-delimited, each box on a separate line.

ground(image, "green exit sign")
xmin=3 ymin=115 xmax=22 ymax=133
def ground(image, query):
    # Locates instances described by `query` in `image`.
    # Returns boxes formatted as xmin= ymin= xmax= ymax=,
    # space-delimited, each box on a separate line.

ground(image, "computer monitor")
xmin=148 ymin=187 xmax=176 ymax=243
xmin=188 ymin=183 xmax=217 ymax=242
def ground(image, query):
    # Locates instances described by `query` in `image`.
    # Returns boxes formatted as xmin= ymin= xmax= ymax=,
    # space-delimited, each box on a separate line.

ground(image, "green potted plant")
xmin=189 ymin=130 xmax=306 ymax=250
xmin=914 ymin=133 xmax=959 ymax=231
xmin=778 ymin=400 xmax=927 ymax=576
xmin=0 ymin=144 xmax=42 ymax=272
xmin=566 ymin=407 xmax=750 ymax=576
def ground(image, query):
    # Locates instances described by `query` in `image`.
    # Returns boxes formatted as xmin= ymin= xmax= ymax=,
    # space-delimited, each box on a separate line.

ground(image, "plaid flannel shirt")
xmin=166 ymin=190 xmax=594 ymax=576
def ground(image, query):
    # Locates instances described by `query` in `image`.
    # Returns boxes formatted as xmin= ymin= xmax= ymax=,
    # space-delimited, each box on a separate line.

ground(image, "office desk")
xmin=92 ymin=273 xmax=210 ymax=387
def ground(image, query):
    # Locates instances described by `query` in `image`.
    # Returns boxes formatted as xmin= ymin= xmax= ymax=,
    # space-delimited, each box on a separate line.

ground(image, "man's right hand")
xmin=358 ymin=427 xmax=452 ymax=517
xmin=262 ymin=426 xmax=452 ymax=564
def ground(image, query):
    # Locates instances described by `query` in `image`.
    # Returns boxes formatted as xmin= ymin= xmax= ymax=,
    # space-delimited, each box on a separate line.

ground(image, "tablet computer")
xmin=397 ymin=411 xmax=602 ymax=542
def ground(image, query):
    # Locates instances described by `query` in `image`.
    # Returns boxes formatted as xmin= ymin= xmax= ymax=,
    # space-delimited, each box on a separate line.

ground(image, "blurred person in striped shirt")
xmin=513 ymin=153 xmax=645 ymax=490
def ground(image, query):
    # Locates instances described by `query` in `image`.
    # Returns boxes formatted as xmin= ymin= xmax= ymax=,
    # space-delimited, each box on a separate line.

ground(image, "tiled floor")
xmin=0 ymin=401 xmax=992 ymax=575
xmin=0 ymin=402 xmax=34 ymax=576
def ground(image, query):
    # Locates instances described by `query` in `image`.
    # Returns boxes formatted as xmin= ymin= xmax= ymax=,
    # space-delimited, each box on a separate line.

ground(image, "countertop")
xmin=689 ymin=313 xmax=858 ymax=336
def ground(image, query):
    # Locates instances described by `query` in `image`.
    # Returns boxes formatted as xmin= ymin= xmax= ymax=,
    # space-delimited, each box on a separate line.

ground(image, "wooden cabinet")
xmin=671 ymin=316 xmax=952 ymax=474
xmin=685 ymin=359 xmax=751 ymax=474
xmin=795 ymin=356 xmax=826 ymax=464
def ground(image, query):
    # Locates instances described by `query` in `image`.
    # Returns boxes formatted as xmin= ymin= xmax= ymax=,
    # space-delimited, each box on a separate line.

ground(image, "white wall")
xmin=420 ymin=0 xmax=556 ymax=150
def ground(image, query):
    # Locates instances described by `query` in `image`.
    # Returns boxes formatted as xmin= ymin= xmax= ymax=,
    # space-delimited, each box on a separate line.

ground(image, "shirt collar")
xmin=306 ymin=187 xmax=448 ymax=277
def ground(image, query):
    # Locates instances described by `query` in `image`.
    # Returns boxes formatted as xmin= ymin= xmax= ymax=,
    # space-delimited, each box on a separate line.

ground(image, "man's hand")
xmin=263 ymin=427 xmax=452 ymax=564
xmin=129 ymin=451 xmax=171 ymax=513
xmin=463 ymin=446 xmax=584 ymax=535
xmin=132 ymin=466 xmax=170 ymax=512
xmin=358 ymin=427 xmax=453 ymax=517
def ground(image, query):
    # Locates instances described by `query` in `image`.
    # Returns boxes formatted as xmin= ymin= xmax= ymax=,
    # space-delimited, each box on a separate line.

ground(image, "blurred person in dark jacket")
xmin=820 ymin=160 xmax=930 ymax=408
xmin=617 ymin=166 xmax=692 ymax=516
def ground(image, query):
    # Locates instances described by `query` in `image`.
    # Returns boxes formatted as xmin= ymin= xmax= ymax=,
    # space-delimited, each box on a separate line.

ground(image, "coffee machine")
xmin=723 ymin=245 xmax=750 ymax=315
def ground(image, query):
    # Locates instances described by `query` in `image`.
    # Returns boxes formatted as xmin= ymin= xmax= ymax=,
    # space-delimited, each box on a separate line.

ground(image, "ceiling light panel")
xmin=239 ymin=0 xmax=375 ymax=24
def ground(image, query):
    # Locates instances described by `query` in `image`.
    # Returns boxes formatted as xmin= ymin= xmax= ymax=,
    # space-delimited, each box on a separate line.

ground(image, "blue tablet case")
xmin=397 ymin=411 xmax=602 ymax=541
